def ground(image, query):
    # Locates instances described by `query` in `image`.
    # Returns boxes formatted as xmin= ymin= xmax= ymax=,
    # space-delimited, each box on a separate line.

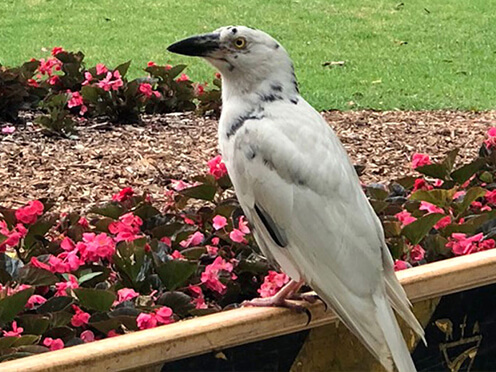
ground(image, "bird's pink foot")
xmin=242 ymin=296 xmax=308 ymax=313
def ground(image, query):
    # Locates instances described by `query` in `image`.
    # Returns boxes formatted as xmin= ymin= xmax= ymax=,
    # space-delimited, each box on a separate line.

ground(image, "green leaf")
xmin=156 ymin=291 xmax=194 ymax=317
xmin=80 ymin=85 xmax=101 ymax=103
xmin=77 ymin=272 xmax=103 ymax=285
xmin=442 ymin=148 xmax=459 ymax=173
xmin=480 ymin=171 xmax=494 ymax=183
xmin=115 ymin=60 xmax=131 ymax=77
xmin=89 ymin=202 xmax=126 ymax=219
xmin=179 ymin=184 xmax=217 ymax=201
xmin=401 ymin=213 xmax=445 ymax=245
xmin=0 ymin=253 xmax=23 ymax=284
xmin=0 ymin=337 xmax=17 ymax=350
xmin=49 ymin=311 xmax=73 ymax=328
xmin=17 ymin=314 xmax=50 ymax=335
xmin=11 ymin=335 xmax=40 ymax=347
xmin=367 ymin=186 xmax=389 ymax=200
xmin=133 ymin=204 xmax=160 ymax=220
xmin=167 ymin=64 xmax=187 ymax=80
xmin=181 ymin=247 xmax=207 ymax=260
xmin=451 ymin=158 xmax=486 ymax=184
xmin=370 ymin=200 xmax=388 ymax=214
xmin=24 ymin=217 xmax=57 ymax=250
xmin=155 ymin=260 xmax=196 ymax=291
xmin=17 ymin=266 xmax=59 ymax=286
xmin=37 ymin=296 xmax=73 ymax=314
xmin=113 ymin=238 xmax=151 ymax=290
xmin=73 ymin=288 xmax=116 ymax=312
xmin=409 ymin=188 xmax=457 ymax=208
xmin=0 ymin=288 xmax=34 ymax=324
xmin=151 ymin=222 xmax=183 ymax=239
xmin=416 ymin=164 xmax=449 ymax=180
xmin=383 ymin=221 xmax=402 ymax=238
xmin=394 ymin=177 xmax=418 ymax=190
xmin=455 ymin=187 xmax=487 ymax=215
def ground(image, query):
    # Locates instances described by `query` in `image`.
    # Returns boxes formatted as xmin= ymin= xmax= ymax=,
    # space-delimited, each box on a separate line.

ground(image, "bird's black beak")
xmin=167 ymin=33 xmax=221 ymax=57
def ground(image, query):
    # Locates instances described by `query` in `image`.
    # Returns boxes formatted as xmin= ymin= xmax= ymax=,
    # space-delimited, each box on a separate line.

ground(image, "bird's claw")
xmin=242 ymin=298 xmax=312 ymax=325
xmin=289 ymin=293 xmax=328 ymax=311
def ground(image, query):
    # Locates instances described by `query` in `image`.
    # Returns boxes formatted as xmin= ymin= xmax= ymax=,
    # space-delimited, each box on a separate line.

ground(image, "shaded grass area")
xmin=1 ymin=0 xmax=495 ymax=111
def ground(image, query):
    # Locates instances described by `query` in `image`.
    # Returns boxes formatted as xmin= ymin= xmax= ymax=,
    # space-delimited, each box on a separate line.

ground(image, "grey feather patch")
xmin=254 ymin=204 xmax=288 ymax=248
xmin=226 ymin=110 xmax=264 ymax=138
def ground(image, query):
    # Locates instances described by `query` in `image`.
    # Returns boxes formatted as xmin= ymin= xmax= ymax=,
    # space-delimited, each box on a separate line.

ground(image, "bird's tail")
xmin=373 ymin=293 xmax=417 ymax=372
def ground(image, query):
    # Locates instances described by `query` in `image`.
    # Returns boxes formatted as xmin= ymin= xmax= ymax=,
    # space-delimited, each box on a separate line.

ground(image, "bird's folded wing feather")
xmin=228 ymin=100 xmax=420 ymax=364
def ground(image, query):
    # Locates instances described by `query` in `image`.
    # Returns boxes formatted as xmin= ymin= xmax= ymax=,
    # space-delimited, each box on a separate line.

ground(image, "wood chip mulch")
xmin=1 ymin=110 xmax=495 ymax=212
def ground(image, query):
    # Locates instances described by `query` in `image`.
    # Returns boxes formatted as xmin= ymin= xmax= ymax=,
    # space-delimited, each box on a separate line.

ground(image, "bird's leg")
xmin=243 ymin=279 xmax=306 ymax=311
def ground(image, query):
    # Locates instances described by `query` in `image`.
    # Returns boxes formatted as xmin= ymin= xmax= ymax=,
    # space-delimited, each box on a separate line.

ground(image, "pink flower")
xmin=165 ymin=64 xmax=172 ymax=70
xmin=51 ymin=47 xmax=65 ymax=56
xmin=107 ymin=330 xmax=119 ymax=337
xmin=68 ymin=91 xmax=84 ymax=108
xmin=48 ymin=75 xmax=60 ymax=86
xmin=170 ymin=179 xmax=193 ymax=191
xmin=112 ymin=187 xmax=134 ymax=202
xmin=1 ymin=126 xmax=15 ymax=134
xmin=136 ymin=313 xmax=157 ymax=330
xmin=38 ymin=57 xmax=61 ymax=76
xmin=409 ymin=245 xmax=425 ymax=262
xmin=80 ymin=330 xmax=95 ymax=343
xmin=43 ymin=337 xmax=64 ymax=351
xmin=211 ymin=237 xmax=219 ymax=246
xmin=238 ymin=216 xmax=250 ymax=234
xmin=395 ymin=210 xmax=416 ymax=227
xmin=411 ymin=153 xmax=431 ymax=169
xmin=480 ymin=239 xmax=496 ymax=250
xmin=419 ymin=201 xmax=444 ymax=214
xmin=207 ymin=155 xmax=228 ymax=179
xmin=435 ymin=216 xmax=452 ymax=230
xmin=147 ymin=61 xmax=156 ymax=67
xmin=484 ymin=127 xmax=496 ymax=149
xmin=139 ymin=83 xmax=160 ymax=98
xmin=96 ymin=63 xmax=108 ymax=75
xmin=15 ymin=200 xmax=44 ymax=225
xmin=200 ymin=256 xmax=234 ymax=294
xmin=212 ymin=215 xmax=227 ymax=230
xmin=453 ymin=191 xmax=466 ymax=200
xmin=116 ymin=288 xmax=139 ymax=304
xmin=188 ymin=285 xmax=207 ymax=309
xmin=180 ymin=231 xmax=204 ymax=248
xmin=30 ymin=257 xmax=52 ymax=271
xmin=54 ymin=275 xmax=79 ymax=296
xmin=486 ymin=190 xmax=496 ymax=205
xmin=394 ymin=260 xmax=409 ymax=271
xmin=433 ymin=179 xmax=444 ymax=187
xmin=98 ymin=71 xmax=123 ymax=91
xmin=206 ymin=245 xmax=218 ymax=256
xmin=258 ymin=271 xmax=289 ymax=298
xmin=160 ymin=237 xmax=172 ymax=246
xmin=171 ymin=250 xmax=185 ymax=260
xmin=26 ymin=294 xmax=47 ymax=309
xmin=82 ymin=72 xmax=93 ymax=86
xmin=78 ymin=217 xmax=90 ymax=228
xmin=155 ymin=306 xmax=174 ymax=324
xmin=2 ymin=321 xmax=23 ymax=337
xmin=446 ymin=233 xmax=484 ymax=256
xmin=215 ymin=72 xmax=221 ymax=79
xmin=61 ymin=237 xmax=76 ymax=252
xmin=176 ymin=73 xmax=190 ymax=82
xmin=412 ymin=178 xmax=433 ymax=192
xmin=78 ymin=232 xmax=115 ymax=262
xmin=194 ymin=83 xmax=206 ymax=96
xmin=229 ymin=229 xmax=247 ymax=244
xmin=71 ymin=305 xmax=90 ymax=327
xmin=108 ymin=212 xmax=143 ymax=242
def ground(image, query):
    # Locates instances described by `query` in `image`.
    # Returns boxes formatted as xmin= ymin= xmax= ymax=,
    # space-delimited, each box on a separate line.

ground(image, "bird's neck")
xmin=220 ymin=67 xmax=299 ymax=107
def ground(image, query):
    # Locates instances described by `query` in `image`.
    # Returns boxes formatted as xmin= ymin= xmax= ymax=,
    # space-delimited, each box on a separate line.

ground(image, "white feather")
xmin=202 ymin=25 xmax=425 ymax=372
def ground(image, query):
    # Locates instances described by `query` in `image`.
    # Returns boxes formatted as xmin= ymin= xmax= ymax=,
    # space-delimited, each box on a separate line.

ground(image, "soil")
xmin=1 ymin=110 xmax=495 ymax=211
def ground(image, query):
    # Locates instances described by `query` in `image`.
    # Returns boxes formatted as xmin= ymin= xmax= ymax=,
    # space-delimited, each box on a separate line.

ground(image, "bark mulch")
xmin=1 ymin=110 xmax=495 ymax=211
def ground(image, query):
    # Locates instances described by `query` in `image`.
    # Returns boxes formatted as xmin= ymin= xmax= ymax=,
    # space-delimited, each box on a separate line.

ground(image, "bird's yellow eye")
xmin=233 ymin=37 xmax=247 ymax=49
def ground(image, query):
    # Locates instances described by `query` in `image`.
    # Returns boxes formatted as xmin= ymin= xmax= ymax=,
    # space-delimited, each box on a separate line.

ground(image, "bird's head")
xmin=167 ymin=26 xmax=297 ymax=97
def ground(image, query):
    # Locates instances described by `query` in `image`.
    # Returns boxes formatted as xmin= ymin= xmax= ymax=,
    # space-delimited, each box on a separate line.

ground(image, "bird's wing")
xmin=227 ymin=99 xmax=420 ymax=371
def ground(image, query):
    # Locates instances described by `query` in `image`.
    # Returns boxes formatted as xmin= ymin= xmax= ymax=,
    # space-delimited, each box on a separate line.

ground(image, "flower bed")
xmin=2 ymin=117 xmax=496 ymax=362
xmin=0 ymin=47 xmax=222 ymax=136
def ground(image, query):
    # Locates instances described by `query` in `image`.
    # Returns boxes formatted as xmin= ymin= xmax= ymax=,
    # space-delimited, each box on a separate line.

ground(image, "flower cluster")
xmin=2 ymin=128 xmax=496 ymax=362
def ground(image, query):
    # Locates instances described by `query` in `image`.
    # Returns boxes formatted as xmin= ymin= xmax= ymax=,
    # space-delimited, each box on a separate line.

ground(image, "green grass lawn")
xmin=1 ymin=0 xmax=495 ymax=111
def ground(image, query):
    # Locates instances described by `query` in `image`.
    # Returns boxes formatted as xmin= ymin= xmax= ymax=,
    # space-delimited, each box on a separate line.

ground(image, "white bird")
xmin=168 ymin=26 xmax=425 ymax=372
